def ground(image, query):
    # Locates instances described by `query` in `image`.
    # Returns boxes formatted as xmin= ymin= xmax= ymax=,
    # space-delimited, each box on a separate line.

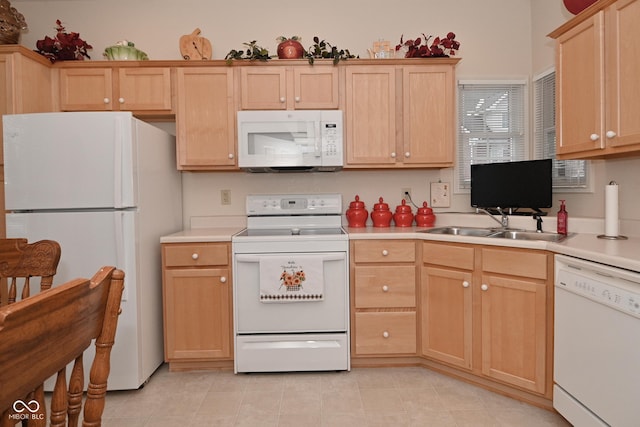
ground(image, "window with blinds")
xmin=457 ymin=82 xmax=526 ymax=190
xmin=533 ymin=70 xmax=587 ymax=189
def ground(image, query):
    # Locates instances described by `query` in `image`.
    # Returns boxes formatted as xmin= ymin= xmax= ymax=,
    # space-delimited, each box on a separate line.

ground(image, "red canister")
xmin=392 ymin=199 xmax=414 ymax=227
xmin=345 ymin=195 xmax=368 ymax=227
xmin=415 ymin=201 xmax=436 ymax=227
xmin=371 ymin=197 xmax=393 ymax=227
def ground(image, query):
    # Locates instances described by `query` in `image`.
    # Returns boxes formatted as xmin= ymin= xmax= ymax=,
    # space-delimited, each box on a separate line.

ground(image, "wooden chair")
xmin=0 ymin=239 xmax=62 ymax=306
xmin=0 ymin=266 xmax=125 ymax=427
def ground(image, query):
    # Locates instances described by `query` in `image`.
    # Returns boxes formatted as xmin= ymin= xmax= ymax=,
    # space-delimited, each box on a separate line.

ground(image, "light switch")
xmin=430 ymin=182 xmax=450 ymax=207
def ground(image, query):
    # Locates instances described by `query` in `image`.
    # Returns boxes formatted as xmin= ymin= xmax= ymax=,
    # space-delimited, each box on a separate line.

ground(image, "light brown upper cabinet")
xmin=550 ymin=0 xmax=640 ymax=158
xmin=175 ymin=67 xmax=237 ymax=170
xmin=343 ymin=59 xmax=459 ymax=168
xmin=238 ymin=63 xmax=339 ymax=110
xmin=57 ymin=66 xmax=173 ymax=115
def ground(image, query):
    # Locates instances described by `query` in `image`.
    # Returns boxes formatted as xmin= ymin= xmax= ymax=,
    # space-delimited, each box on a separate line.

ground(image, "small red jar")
xmin=415 ymin=202 xmax=436 ymax=227
xmin=392 ymin=199 xmax=414 ymax=227
xmin=345 ymin=195 xmax=368 ymax=227
xmin=371 ymin=197 xmax=393 ymax=227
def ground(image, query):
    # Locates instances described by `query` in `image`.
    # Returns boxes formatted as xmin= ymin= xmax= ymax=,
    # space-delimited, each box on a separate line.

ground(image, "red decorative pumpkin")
xmin=563 ymin=0 xmax=598 ymax=15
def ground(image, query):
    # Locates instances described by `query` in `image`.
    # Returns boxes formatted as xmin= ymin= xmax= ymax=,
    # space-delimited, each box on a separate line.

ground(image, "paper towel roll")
xmin=604 ymin=182 xmax=619 ymax=237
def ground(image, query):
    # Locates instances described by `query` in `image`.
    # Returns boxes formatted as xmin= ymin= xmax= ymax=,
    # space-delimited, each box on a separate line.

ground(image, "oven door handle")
xmin=234 ymin=254 xmax=345 ymax=263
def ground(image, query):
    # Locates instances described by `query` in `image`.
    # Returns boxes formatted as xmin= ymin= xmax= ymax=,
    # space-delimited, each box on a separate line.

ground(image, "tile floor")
xmin=100 ymin=364 xmax=572 ymax=426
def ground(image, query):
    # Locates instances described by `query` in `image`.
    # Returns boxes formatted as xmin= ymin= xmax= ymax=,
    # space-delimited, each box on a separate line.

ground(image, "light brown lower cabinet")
xmin=421 ymin=242 xmax=553 ymax=398
xmin=350 ymin=240 xmax=418 ymax=357
xmin=161 ymin=242 xmax=233 ymax=370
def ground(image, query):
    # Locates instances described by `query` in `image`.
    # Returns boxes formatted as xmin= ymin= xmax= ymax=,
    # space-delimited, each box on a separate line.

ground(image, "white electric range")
xmin=231 ymin=194 xmax=350 ymax=373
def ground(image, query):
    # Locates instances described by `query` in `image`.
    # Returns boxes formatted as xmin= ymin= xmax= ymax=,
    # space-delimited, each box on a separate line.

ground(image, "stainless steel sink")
xmin=422 ymin=226 xmax=571 ymax=242
xmin=491 ymin=230 xmax=570 ymax=242
xmin=421 ymin=226 xmax=499 ymax=237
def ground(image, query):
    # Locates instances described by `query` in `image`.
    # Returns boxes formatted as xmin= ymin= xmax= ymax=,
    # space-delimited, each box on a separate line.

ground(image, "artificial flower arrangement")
xmin=396 ymin=32 xmax=460 ymax=58
xmin=35 ymin=19 xmax=92 ymax=62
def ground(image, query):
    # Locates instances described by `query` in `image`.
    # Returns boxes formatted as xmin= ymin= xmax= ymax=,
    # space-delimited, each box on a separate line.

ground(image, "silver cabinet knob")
xmin=390 ymin=152 xmax=397 ymax=158
xmin=481 ymin=284 xmax=489 ymax=291
xmin=462 ymin=281 xmax=470 ymax=288
xmin=405 ymin=152 xmax=411 ymax=158
xmin=590 ymin=134 xmax=600 ymax=141
xmin=382 ymin=249 xmax=389 ymax=256
xmin=191 ymin=253 xmax=199 ymax=260
xmin=280 ymin=97 xmax=286 ymax=103
xmin=228 ymin=153 xmax=234 ymax=159
xmin=382 ymin=331 xmax=389 ymax=338
xmin=103 ymin=98 xmax=110 ymax=104
xmin=220 ymin=276 xmax=227 ymax=283
xmin=606 ymin=130 xmax=617 ymax=139
xmin=382 ymin=285 xmax=389 ymax=292
xmin=118 ymin=97 xmax=125 ymax=104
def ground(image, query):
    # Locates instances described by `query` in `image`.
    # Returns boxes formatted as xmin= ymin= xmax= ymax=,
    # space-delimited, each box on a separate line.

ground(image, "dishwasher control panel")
xmin=555 ymin=255 xmax=640 ymax=318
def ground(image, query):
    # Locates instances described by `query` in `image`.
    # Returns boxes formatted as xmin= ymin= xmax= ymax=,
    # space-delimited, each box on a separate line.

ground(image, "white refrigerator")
xmin=2 ymin=112 xmax=182 ymax=390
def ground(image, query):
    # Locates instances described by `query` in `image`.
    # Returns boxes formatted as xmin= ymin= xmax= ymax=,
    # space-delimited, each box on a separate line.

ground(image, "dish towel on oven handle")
xmin=259 ymin=255 xmax=324 ymax=302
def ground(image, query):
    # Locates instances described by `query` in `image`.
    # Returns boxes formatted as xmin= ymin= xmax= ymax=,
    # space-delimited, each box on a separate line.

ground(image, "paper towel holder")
xmin=597 ymin=181 xmax=628 ymax=240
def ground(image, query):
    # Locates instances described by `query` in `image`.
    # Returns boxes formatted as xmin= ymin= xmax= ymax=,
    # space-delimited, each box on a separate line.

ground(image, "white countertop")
xmin=160 ymin=214 xmax=640 ymax=272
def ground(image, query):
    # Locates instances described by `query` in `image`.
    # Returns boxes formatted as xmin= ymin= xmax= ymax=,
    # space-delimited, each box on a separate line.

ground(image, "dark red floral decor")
xmin=396 ymin=32 xmax=460 ymax=58
xmin=35 ymin=19 xmax=92 ymax=62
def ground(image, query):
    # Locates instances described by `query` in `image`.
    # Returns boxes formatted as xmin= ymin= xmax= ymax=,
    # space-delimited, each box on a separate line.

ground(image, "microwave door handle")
xmin=314 ymin=122 xmax=321 ymax=157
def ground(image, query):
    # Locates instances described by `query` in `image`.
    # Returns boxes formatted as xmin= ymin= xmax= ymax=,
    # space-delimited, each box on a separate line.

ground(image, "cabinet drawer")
xmin=482 ymin=248 xmax=549 ymax=280
xmin=354 ymin=265 xmax=416 ymax=308
xmin=355 ymin=311 xmax=417 ymax=355
xmin=423 ymin=242 xmax=474 ymax=270
xmin=353 ymin=240 xmax=415 ymax=263
xmin=163 ymin=243 xmax=229 ymax=267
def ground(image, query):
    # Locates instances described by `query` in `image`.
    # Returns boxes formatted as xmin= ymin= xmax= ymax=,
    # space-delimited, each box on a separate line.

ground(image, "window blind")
xmin=457 ymin=82 xmax=526 ymax=189
xmin=533 ymin=71 xmax=587 ymax=189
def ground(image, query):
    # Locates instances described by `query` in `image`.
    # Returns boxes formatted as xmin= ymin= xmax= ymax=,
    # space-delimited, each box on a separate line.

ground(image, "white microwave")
xmin=237 ymin=110 xmax=343 ymax=172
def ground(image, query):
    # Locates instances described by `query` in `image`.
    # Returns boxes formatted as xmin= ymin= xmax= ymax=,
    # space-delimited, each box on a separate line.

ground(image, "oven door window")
xmin=234 ymin=252 xmax=348 ymax=333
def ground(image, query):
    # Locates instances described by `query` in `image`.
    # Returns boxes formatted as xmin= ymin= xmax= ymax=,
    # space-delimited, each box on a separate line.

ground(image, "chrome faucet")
xmin=476 ymin=207 xmax=509 ymax=229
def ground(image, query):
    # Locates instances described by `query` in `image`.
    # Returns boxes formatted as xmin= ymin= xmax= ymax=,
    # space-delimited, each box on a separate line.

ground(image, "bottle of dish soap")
xmin=557 ymin=200 xmax=568 ymax=235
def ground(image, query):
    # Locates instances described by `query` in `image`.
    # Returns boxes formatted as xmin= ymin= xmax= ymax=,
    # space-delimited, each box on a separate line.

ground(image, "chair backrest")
xmin=0 ymin=238 xmax=62 ymax=305
xmin=0 ymin=266 xmax=125 ymax=426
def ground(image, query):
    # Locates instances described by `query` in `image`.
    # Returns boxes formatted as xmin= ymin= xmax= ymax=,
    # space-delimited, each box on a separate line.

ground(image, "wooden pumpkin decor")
xmin=179 ymin=28 xmax=212 ymax=60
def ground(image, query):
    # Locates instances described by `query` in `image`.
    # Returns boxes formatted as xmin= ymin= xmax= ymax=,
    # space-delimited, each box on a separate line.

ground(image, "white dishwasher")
xmin=554 ymin=254 xmax=640 ymax=427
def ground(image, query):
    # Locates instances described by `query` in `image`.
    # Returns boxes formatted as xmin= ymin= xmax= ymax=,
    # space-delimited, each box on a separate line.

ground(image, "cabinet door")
xmin=239 ymin=67 xmax=287 ymax=110
xmin=555 ymin=11 xmax=605 ymax=157
xmin=175 ymin=68 xmax=236 ymax=170
xmin=293 ymin=65 xmax=339 ymax=109
xmin=59 ymin=68 xmax=113 ymax=111
xmin=421 ymin=266 xmax=472 ymax=369
xmin=164 ymin=267 xmax=231 ymax=360
xmin=117 ymin=67 xmax=173 ymax=112
xmin=480 ymin=274 xmax=546 ymax=393
xmin=402 ymin=65 xmax=455 ymax=166
xmin=606 ymin=0 xmax=640 ymax=150
xmin=344 ymin=66 xmax=397 ymax=166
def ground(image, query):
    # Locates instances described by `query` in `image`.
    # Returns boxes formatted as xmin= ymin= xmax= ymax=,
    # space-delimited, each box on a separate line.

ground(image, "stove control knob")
xmin=382 ymin=249 xmax=389 ymax=256
xmin=192 ymin=253 xmax=199 ymax=260
xmin=382 ymin=331 xmax=389 ymax=338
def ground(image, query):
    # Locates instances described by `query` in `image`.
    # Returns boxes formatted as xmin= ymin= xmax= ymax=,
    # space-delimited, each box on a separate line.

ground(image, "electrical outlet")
xmin=401 ymin=188 xmax=412 ymax=202
xmin=220 ymin=189 xmax=231 ymax=205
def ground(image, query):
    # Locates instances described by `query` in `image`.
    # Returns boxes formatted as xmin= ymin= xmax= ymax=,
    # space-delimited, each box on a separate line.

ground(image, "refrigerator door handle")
xmin=113 ymin=117 xmax=124 ymax=208
xmin=114 ymin=211 xmax=127 ymax=301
